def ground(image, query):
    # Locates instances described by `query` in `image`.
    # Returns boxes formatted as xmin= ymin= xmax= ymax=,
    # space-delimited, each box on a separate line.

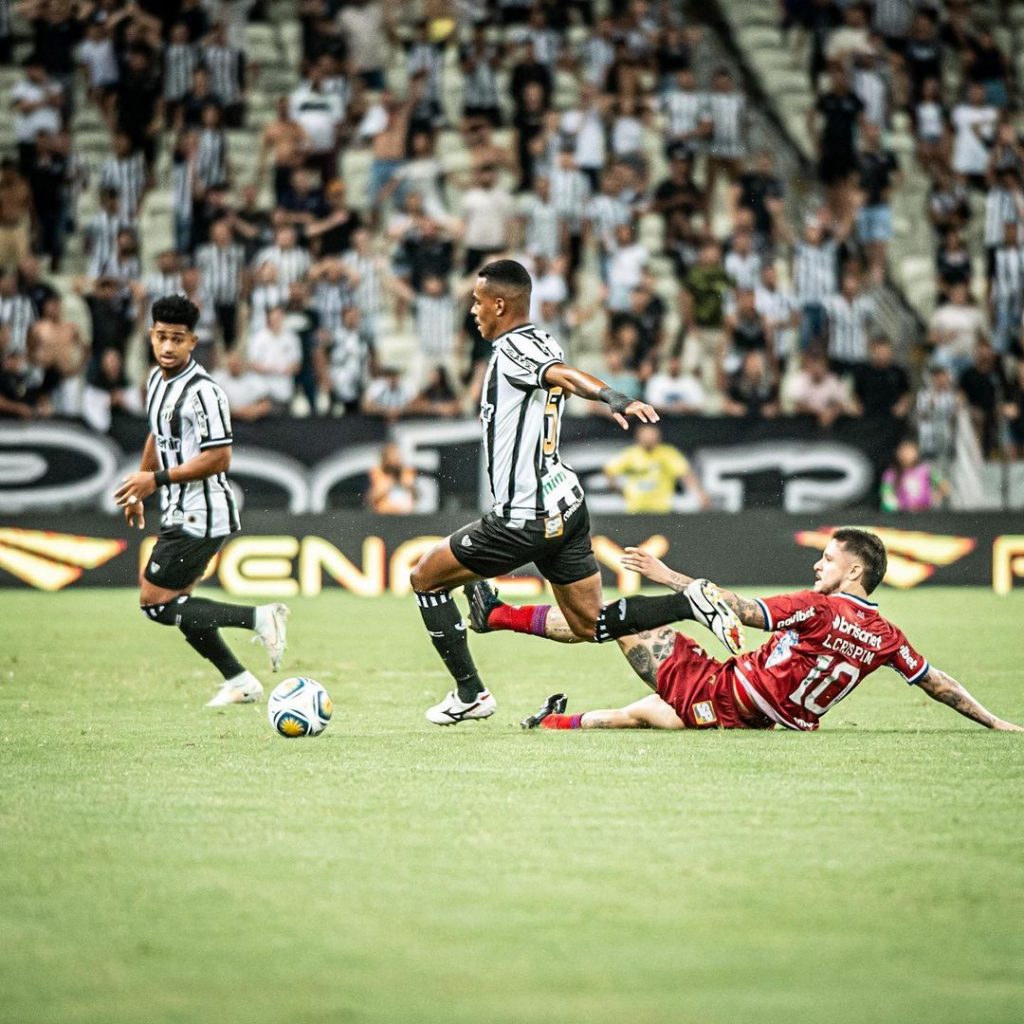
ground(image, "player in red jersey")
xmin=466 ymin=528 xmax=1022 ymax=732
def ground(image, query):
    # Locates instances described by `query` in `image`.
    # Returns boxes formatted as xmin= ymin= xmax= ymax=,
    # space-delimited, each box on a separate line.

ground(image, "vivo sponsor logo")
xmin=831 ymin=613 xmax=882 ymax=649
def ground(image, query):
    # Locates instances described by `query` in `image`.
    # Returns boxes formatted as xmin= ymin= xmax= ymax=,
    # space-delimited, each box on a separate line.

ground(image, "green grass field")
xmin=1 ymin=586 xmax=1022 ymax=1024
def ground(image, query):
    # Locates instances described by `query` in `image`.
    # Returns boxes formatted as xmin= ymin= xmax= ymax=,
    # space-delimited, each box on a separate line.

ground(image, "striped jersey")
xmin=480 ymin=322 xmax=583 ymax=520
xmin=146 ymin=360 xmax=239 ymax=538
xmin=793 ymin=240 xmax=839 ymax=304
xmin=662 ymin=88 xmax=705 ymax=141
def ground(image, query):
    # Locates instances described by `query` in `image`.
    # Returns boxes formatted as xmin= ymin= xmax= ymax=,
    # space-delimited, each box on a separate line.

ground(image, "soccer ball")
xmin=267 ymin=677 xmax=333 ymax=738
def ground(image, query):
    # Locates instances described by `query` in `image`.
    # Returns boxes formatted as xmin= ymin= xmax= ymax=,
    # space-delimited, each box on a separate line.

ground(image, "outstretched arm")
xmin=543 ymin=363 xmax=659 ymax=430
xmin=915 ymin=666 xmax=1022 ymax=731
xmin=620 ymin=547 xmax=768 ymax=630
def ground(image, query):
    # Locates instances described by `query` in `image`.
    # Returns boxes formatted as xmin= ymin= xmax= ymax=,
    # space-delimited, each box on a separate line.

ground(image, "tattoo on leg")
xmin=625 ymin=644 xmax=657 ymax=687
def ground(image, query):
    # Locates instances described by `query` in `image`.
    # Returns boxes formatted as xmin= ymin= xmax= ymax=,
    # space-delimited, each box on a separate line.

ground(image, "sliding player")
xmin=114 ymin=294 xmax=289 ymax=707
xmin=409 ymin=259 xmax=743 ymax=726
xmin=468 ymin=528 xmax=1021 ymax=732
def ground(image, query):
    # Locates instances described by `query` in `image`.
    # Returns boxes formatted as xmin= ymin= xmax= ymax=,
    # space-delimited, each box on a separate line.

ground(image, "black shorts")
xmin=143 ymin=534 xmax=227 ymax=591
xmin=449 ymin=500 xmax=598 ymax=586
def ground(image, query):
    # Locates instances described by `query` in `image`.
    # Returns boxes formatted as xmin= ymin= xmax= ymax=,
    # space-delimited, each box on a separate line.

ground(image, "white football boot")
xmin=206 ymin=670 xmax=264 ymax=707
xmin=685 ymin=578 xmax=745 ymax=655
xmin=425 ymin=689 xmax=497 ymax=726
xmin=253 ymin=602 xmax=290 ymax=672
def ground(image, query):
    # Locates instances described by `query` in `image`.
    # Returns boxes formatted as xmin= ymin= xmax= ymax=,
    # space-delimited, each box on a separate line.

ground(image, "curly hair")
xmin=151 ymin=294 xmax=200 ymax=331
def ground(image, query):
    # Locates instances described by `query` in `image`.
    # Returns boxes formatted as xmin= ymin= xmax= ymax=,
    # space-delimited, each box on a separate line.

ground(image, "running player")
xmin=410 ymin=259 xmax=743 ymax=726
xmin=469 ymin=528 xmax=1022 ymax=732
xmin=114 ymin=294 xmax=289 ymax=707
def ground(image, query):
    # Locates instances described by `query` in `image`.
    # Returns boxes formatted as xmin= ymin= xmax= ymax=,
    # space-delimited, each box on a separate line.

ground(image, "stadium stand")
xmin=0 ymin=0 xmax=1021 ymax=507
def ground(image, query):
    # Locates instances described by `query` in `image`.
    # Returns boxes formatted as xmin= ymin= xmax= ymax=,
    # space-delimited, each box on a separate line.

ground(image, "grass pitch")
xmin=1 ymin=586 xmax=1022 ymax=1024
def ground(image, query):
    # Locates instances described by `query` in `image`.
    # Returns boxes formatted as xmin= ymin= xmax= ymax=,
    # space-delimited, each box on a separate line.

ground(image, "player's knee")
xmin=141 ymin=602 xmax=178 ymax=627
xmin=409 ymin=562 xmax=429 ymax=593
xmin=565 ymin=612 xmax=598 ymax=641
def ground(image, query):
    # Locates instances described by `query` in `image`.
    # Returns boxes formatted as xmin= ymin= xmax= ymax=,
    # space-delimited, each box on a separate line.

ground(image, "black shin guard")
xmin=415 ymin=590 xmax=485 ymax=702
xmin=175 ymin=595 xmax=256 ymax=631
xmin=180 ymin=628 xmax=246 ymax=679
xmin=594 ymin=592 xmax=694 ymax=643
xmin=141 ymin=599 xmax=247 ymax=679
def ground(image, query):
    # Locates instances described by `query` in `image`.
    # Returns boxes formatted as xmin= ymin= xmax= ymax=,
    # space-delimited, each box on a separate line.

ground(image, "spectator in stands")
xmin=366 ymin=442 xmax=418 ymax=514
xmin=212 ymin=348 xmax=273 ymax=422
xmin=880 ymin=438 xmax=949 ymax=512
xmin=704 ymin=66 xmax=747 ymax=196
xmin=317 ymin=304 xmax=374 ymax=417
xmin=826 ymin=271 xmax=875 ymax=375
xmin=259 ymin=96 xmax=310 ymax=205
xmin=722 ymin=349 xmax=779 ymax=421
xmin=644 ymin=356 xmax=706 ymax=415
xmin=915 ymin=362 xmax=960 ymax=470
xmin=730 ymin=150 xmax=784 ymax=251
xmin=927 ymin=164 xmax=970 ymax=237
xmin=408 ymin=365 xmax=462 ymax=418
xmin=935 ymin=226 xmax=972 ymax=302
xmin=851 ymin=336 xmax=911 ymax=421
xmin=460 ymin=25 xmax=503 ymax=131
xmin=927 ymin=281 xmax=987 ymax=373
xmin=0 ymin=343 xmax=47 ymax=419
xmin=679 ymin=240 xmax=732 ymax=388
xmin=723 ymin=287 xmax=772 ymax=383
xmin=0 ymin=158 xmax=32 ymax=269
xmin=808 ymin=65 xmax=863 ymax=219
xmin=290 ymin=60 xmax=346 ymax=185
xmin=963 ymin=24 xmax=1009 ymax=109
xmin=339 ymin=0 xmax=391 ymax=91
xmin=1003 ymin=360 xmax=1024 ymax=460
xmin=723 ymin=227 xmax=760 ymax=291
xmin=81 ymin=349 xmax=143 ymax=433
xmin=247 ymin=305 xmax=301 ymax=412
xmin=606 ymin=222 xmax=647 ymax=312
xmin=913 ymin=77 xmax=948 ymax=179
xmin=792 ymin=214 xmax=843 ymax=351
xmin=789 ymin=348 xmax=855 ymax=429
xmin=959 ymin=341 xmax=1007 ymax=457
xmin=754 ymin=262 xmax=799 ymax=368
xmin=26 ymin=294 xmax=83 ymax=415
xmin=989 ymin=221 xmax=1024 ymax=354
xmin=900 ymin=10 xmax=942 ymax=109
xmin=12 ymin=53 xmax=63 ymax=174
xmin=202 ymin=22 xmax=248 ymax=128
xmin=603 ymin=423 xmax=709 ymax=513
xmin=951 ymin=81 xmax=998 ymax=189
xmin=855 ymin=122 xmax=900 ymax=282
xmin=359 ymin=82 xmax=420 ymax=215
xmin=0 ymin=267 xmax=36 ymax=356
xmin=460 ymin=164 xmax=514 ymax=274
xmin=363 ymin=365 xmax=415 ymax=422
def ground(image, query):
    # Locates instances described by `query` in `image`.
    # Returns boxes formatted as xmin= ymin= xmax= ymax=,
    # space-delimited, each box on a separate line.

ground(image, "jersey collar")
xmin=836 ymin=591 xmax=878 ymax=609
xmin=491 ymin=321 xmax=535 ymax=345
xmin=161 ymin=359 xmax=198 ymax=383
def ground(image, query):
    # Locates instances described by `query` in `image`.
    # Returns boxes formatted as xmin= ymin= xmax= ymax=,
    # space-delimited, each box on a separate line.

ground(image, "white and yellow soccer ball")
xmin=267 ymin=677 xmax=333 ymax=738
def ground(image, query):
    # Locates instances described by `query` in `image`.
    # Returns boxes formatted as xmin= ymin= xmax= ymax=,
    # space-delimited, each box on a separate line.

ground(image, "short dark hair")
xmin=152 ymin=294 xmax=200 ymax=331
xmin=477 ymin=259 xmax=532 ymax=299
xmin=832 ymin=527 xmax=887 ymax=594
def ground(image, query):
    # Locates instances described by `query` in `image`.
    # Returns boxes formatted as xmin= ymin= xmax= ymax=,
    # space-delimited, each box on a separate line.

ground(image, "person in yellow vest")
xmin=603 ymin=424 xmax=710 ymax=513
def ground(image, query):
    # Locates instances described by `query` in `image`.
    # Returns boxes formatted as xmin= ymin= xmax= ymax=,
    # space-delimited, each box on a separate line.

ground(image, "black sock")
xmin=176 ymin=595 xmax=256 ymax=631
xmin=594 ymin=592 xmax=693 ymax=643
xmin=180 ymin=627 xmax=246 ymax=679
xmin=415 ymin=590 xmax=485 ymax=702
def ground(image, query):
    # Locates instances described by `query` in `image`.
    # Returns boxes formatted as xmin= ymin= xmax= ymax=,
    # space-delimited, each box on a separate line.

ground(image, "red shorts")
xmin=655 ymin=634 xmax=774 ymax=730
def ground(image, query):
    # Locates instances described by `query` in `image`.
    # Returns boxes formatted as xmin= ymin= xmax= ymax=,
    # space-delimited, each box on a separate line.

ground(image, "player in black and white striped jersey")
xmin=409 ymin=261 xmax=744 ymax=726
xmin=114 ymin=295 xmax=289 ymax=709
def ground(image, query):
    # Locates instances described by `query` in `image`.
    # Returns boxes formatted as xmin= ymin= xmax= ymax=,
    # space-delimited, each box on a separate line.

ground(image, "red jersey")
xmin=725 ymin=590 xmax=930 ymax=731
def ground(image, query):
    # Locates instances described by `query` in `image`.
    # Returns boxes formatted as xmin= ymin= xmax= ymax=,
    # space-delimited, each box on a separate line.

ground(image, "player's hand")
xmin=123 ymin=499 xmax=145 ymax=530
xmin=612 ymin=400 xmax=660 ymax=430
xmin=991 ymin=719 xmax=1024 ymax=731
xmin=114 ymin=471 xmax=156 ymax=511
xmin=621 ymin=546 xmax=676 ymax=587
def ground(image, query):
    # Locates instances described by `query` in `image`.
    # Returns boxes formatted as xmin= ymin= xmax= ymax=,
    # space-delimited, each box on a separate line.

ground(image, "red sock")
xmin=487 ymin=603 xmax=550 ymax=637
xmin=539 ymin=713 xmax=584 ymax=730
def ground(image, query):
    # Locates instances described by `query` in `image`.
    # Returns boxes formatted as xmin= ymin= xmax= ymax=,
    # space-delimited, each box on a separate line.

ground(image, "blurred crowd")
xmin=0 ymin=0 xmax=1022 ymax=494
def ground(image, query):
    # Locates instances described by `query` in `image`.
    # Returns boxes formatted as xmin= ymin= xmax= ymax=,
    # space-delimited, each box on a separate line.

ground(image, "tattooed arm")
xmin=620 ymin=547 xmax=769 ymax=630
xmin=915 ymin=666 xmax=1023 ymax=731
